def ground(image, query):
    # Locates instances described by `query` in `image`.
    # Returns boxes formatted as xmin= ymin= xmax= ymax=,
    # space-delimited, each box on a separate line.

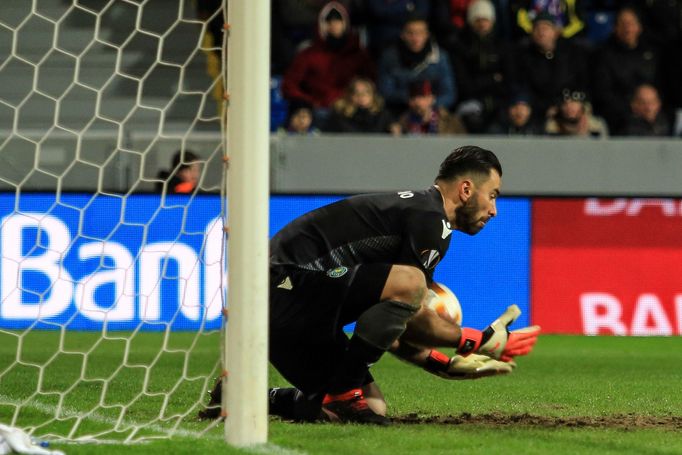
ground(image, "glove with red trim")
xmin=424 ymin=350 xmax=513 ymax=380
xmin=456 ymin=305 xmax=541 ymax=362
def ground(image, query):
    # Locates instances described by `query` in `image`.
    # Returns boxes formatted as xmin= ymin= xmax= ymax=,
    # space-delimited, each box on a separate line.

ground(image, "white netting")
xmin=0 ymin=0 xmax=228 ymax=443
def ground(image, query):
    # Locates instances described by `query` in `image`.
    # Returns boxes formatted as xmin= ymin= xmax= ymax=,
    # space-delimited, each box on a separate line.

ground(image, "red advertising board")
xmin=532 ymin=199 xmax=682 ymax=335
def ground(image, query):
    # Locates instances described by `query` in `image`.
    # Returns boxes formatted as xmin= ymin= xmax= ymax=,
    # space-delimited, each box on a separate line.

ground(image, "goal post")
xmin=224 ymin=0 xmax=271 ymax=447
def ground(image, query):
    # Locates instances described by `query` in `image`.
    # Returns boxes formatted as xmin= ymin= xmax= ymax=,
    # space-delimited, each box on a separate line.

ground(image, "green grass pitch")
xmin=1 ymin=332 xmax=681 ymax=454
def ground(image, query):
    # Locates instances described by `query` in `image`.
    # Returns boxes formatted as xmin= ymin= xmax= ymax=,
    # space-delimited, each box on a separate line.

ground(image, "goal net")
xmin=0 ymin=0 xmax=232 ymax=443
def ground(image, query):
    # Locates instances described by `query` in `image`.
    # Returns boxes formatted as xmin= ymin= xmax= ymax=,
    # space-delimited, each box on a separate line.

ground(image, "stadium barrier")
xmin=1 ymin=134 xmax=681 ymax=196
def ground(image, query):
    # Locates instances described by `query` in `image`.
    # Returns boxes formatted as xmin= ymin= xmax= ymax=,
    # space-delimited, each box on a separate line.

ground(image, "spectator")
xmin=365 ymin=0 xmax=432 ymax=57
xmin=324 ymin=78 xmax=400 ymax=134
xmin=281 ymin=2 xmax=375 ymax=120
xmin=633 ymin=1 xmax=682 ymax=117
xmin=278 ymin=101 xmax=321 ymax=135
xmin=592 ymin=6 xmax=660 ymax=133
xmin=619 ymin=84 xmax=670 ymax=136
xmin=509 ymin=11 xmax=588 ymax=120
xmin=487 ymin=92 xmax=544 ymax=135
xmin=450 ymin=0 xmax=511 ymax=133
xmin=398 ymin=80 xmax=466 ymax=135
xmin=545 ymin=89 xmax=609 ymax=137
xmin=157 ymin=150 xmax=201 ymax=194
xmin=634 ymin=0 xmax=682 ymax=49
xmin=196 ymin=0 xmax=223 ymax=56
xmin=432 ymin=0 xmax=515 ymax=46
xmin=666 ymin=41 xmax=682 ymax=114
xmin=271 ymin=0 xmax=367 ymax=75
xmin=430 ymin=0 xmax=475 ymax=49
xmin=378 ymin=15 xmax=456 ymax=114
xmin=512 ymin=0 xmax=586 ymax=40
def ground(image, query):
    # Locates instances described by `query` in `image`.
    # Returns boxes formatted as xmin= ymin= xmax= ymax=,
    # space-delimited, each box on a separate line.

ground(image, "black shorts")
xmin=269 ymin=263 xmax=392 ymax=395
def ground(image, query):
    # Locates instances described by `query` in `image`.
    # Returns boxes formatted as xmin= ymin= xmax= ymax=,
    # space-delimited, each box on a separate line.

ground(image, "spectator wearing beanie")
xmin=449 ymin=0 xmax=512 ymax=133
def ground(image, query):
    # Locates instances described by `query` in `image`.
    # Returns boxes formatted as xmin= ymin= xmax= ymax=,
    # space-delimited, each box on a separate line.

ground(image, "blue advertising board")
xmin=0 ymin=193 xmax=530 ymax=331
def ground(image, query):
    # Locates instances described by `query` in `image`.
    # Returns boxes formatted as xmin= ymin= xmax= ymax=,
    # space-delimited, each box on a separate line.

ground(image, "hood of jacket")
xmin=317 ymin=1 xmax=351 ymax=40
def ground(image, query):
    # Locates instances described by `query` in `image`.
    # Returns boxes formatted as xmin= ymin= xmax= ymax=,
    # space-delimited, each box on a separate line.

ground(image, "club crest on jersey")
xmin=326 ymin=266 xmax=349 ymax=278
xmin=420 ymin=249 xmax=441 ymax=269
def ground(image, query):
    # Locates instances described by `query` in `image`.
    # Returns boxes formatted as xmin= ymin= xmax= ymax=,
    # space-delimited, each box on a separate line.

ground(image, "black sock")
xmin=327 ymin=335 xmax=385 ymax=395
xmin=268 ymin=387 xmax=298 ymax=419
xmin=269 ymin=387 xmax=323 ymax=421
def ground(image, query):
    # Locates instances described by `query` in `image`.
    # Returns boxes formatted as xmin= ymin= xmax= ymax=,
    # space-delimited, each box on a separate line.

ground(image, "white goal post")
xmin=225 ymin=0 xmax=270 ymax=447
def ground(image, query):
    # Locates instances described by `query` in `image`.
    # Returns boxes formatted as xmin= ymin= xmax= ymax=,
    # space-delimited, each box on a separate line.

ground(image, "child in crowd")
xmin=325 ymin=78 xmax=400 ymax=134
xmin=278 ymin=102 xmax=321 ymax=135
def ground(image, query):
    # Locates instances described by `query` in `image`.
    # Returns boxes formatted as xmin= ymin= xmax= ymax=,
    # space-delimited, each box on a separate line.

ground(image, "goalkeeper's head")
xmin=435 ymin=146 xmax=502 ymax=235
xmin=436 ymin=145 xmax=502 ymax=184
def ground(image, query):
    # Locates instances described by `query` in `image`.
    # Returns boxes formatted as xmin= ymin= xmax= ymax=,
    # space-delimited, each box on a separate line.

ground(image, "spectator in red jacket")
xmin=281 ymin=2 xmax=375 ymax=122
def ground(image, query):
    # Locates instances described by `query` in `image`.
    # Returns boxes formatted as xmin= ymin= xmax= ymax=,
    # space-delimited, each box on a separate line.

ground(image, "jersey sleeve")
xmin=398 ymin=205 xmax=451 ymax=281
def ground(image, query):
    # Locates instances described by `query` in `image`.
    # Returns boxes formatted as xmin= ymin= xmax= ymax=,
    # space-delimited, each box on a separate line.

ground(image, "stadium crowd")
xmin=254 ymin=0 xmax=682 ymax=137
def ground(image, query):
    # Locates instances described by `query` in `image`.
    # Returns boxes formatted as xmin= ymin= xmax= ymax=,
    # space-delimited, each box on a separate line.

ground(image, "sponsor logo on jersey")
xmin=326 ymin=266 xmax=348 ymax=278
xmin=441 ymin=219 xmax=452 ymax=239
xmin=420 ymin=249 xmax=441 ymax=269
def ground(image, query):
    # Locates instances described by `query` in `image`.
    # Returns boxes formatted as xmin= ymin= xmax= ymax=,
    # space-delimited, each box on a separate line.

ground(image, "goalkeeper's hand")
xmin=424 ymin=350 xmax=513 ymax=380
xmin=456 ymin=305 xmax=541 ymax=362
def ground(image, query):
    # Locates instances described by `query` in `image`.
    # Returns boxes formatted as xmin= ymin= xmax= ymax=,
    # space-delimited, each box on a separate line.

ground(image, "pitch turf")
xmin=1 ymin=333 xmax=681 ymax=454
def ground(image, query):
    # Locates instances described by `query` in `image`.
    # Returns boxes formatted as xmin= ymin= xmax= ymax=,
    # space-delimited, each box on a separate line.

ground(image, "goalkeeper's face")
xmin=455 ymin=170 xmax=500 ymax=235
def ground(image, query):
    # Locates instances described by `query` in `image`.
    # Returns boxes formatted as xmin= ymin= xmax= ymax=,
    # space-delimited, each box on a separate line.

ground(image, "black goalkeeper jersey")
xmin=270 ymin=186 xmax=453 ymax=280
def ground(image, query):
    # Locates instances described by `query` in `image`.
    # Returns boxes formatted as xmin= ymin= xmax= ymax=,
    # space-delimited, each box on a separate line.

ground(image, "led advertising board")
xmin=0 ymin=193 xmax=530 ymax=331
xmin=532 ymin=198 xmax=682 ymax=335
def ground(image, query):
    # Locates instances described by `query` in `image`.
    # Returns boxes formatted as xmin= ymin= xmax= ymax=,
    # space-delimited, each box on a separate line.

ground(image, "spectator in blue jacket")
xmin=377 ymin=15 xmax=457 ymax=114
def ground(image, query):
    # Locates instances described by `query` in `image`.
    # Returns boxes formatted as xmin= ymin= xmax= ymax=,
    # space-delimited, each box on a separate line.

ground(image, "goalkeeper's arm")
xmin=401 ymin=304 xmax=540 ymax=362
xmin=389 ymin=338 xmax=513 ymax=380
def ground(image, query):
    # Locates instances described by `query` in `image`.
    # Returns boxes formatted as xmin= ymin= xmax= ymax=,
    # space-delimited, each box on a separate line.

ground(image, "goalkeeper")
xmin=201 ymin=145 xmax=540 ymax=425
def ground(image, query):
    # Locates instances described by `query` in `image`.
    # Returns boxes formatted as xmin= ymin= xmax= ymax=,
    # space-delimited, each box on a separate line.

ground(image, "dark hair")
xmin=436 ymin=145 xmax=502 ymax=182
xmin=172 ymin=149 xmax=200 ymax=171
xmin=285 ymin=99 xmax=314 ymax=124
xmin=403 ymin=13 xmax=429 ymax=29
xmin=616 ymin=5 xmax=641 ymax=23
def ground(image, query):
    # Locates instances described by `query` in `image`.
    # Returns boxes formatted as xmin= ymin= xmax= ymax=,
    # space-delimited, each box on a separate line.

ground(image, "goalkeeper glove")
xmin=456 ymin=305 xmax=541 ymax=362
xmin=424 ymin=350 xmax=513 ymax=380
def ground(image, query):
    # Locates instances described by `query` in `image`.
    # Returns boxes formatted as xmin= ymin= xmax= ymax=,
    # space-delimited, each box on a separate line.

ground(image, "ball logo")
xmin=326 ymin=266 xmax=348 ymax=278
